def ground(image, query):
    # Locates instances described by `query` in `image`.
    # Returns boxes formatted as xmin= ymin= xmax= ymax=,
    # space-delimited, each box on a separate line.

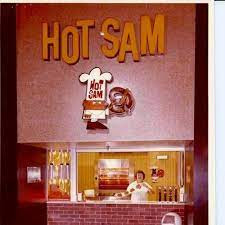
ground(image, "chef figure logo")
xmin=79 ymin=67 xmax=112 ymax=130
xmin=79 ymin=67 xmax=135 ymax=130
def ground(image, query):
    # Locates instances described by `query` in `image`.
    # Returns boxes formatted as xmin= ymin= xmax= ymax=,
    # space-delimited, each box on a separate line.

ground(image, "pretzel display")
xmin=108 ymin=87 xmax=135 ymax=116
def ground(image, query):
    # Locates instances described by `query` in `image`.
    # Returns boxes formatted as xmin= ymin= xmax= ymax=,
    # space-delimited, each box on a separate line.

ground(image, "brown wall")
xmin=17 ymin=4 xmax=195 ymax=143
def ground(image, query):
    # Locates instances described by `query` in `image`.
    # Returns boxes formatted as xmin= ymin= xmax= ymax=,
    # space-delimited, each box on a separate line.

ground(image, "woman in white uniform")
xmin=115 ymin=170 xmax=153 ymax=202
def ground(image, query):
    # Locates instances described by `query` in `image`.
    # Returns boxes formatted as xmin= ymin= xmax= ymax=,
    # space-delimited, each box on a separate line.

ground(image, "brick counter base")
xmin=47 ymin=203 xmax=186 ymax=225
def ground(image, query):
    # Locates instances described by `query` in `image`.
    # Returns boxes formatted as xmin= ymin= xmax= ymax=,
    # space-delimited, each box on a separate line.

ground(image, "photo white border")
xmin=215 ymin=3 xmax=225 ymax=225
xmin=1 ymin=1 xmax=215 ymax=225
xmin=208 ymin=3 xmax=215 ymax=225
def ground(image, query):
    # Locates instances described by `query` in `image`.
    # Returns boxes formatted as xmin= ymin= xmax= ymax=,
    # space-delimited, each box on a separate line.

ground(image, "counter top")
xmin=47 ymin=200 xmax=193 ymax=205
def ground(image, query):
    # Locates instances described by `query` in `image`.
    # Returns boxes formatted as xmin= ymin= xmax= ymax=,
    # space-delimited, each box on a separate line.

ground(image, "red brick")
xmin=101 ymin=207 xmax=112 ymax=211
xmin=47 ymin=203 xmax=187 ymax=225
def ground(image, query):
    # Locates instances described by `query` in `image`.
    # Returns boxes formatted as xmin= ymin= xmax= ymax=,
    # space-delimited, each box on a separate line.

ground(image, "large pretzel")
xmin=109 ymin=87 xmax=134 ymax=116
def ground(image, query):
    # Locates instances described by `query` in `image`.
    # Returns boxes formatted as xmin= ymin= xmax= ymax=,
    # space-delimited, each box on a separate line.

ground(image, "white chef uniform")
xmin=127 ymin=181 xmax=152 ymax=202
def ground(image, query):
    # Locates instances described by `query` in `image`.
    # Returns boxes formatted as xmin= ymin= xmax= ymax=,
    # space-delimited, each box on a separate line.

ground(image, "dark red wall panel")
xmin=1 ymin=4 xmax=17 ymax=225
xmin=17 ymin=144 xmax=47 ymax=203
xmin=194 ymin=4 xmax=208 ymax=225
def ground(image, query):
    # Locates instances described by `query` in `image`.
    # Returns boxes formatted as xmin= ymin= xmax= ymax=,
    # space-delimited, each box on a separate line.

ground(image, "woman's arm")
xmin=114 ymin=181 xmax=135 ymax=197
xmin=114 ymin=190 xmax=131 ymax=198
xmin=143 ymin=182 xmax=154 ymax=193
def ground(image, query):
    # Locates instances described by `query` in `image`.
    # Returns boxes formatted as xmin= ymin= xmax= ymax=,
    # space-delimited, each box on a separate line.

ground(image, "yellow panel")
xmin=77 ymin=152 xmax=99 ymax=193
xmin=77 ymin=151 xmax=180 ymax=201
xmin=185 ymin=151 xmax=194 ymax=202
xmin=148 ymin=151 xmax=180 ymax=200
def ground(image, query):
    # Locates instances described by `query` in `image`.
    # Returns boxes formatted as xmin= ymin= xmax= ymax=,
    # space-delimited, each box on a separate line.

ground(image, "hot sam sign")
xmin=88 ymin=79 xmax=104 ymax=100
xmin=80 ymin=68 xmax=112 ymax=101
